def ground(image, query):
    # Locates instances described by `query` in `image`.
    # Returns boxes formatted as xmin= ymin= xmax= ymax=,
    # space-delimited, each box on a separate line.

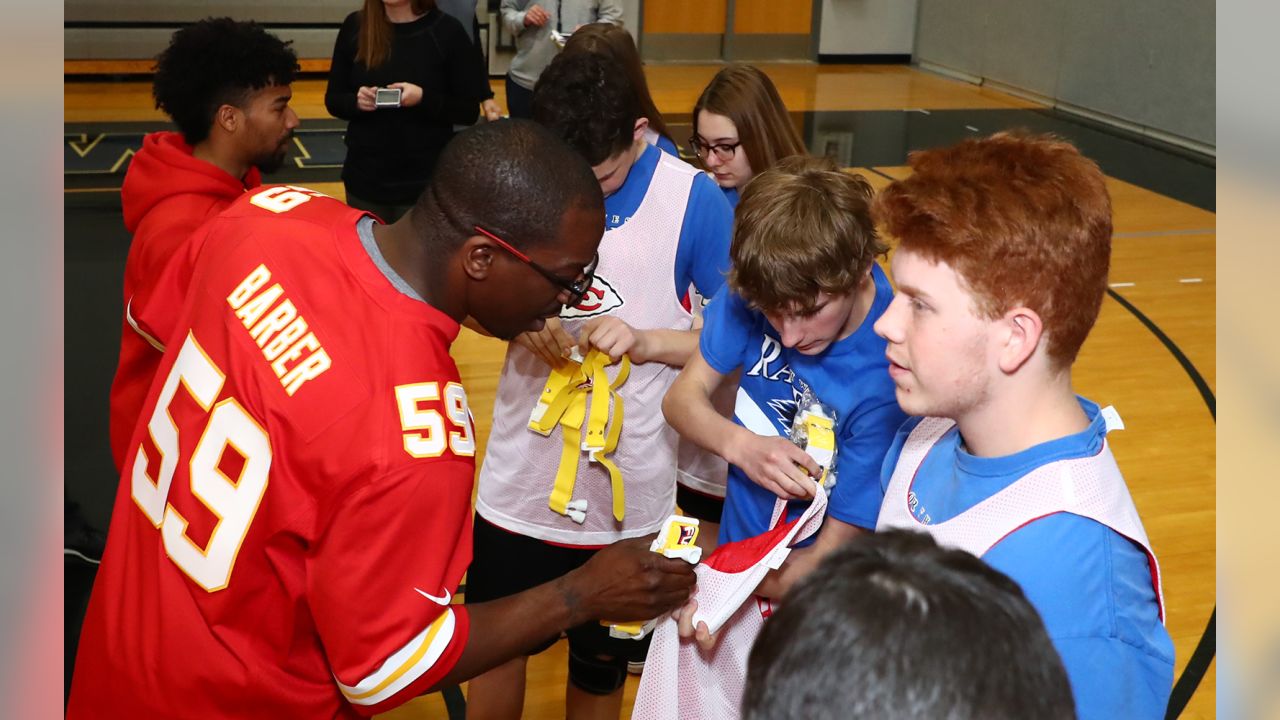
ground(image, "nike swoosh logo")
xmin=415 ymin=587 xmax=451 ymax=605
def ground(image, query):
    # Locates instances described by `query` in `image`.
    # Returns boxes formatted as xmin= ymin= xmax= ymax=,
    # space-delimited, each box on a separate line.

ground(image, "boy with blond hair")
xmin=872 ymin=131 xmax=1173 ymax=719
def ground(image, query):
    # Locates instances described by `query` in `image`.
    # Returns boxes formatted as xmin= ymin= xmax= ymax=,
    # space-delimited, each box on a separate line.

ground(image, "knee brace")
xmin=567 ymin=647 xmax=627 ymax=695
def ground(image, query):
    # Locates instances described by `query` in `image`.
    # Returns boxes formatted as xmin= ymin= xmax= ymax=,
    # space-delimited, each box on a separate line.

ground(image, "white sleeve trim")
xmin=336 ymin=607 xmax=457 ymax=707
xmin=126 ymin=297 xmax=166 ymax=352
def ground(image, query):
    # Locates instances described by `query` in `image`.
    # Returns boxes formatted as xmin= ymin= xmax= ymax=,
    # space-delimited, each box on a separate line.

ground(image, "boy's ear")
xmin=633 ymin=117 xmax=650 ymax=143
xmin=997 ymin=307 xmax=1044 ymax=374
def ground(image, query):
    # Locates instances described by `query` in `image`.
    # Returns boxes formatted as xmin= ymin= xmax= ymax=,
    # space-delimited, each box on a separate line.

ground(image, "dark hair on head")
xmin=563 ymin=24 xmax=671 ymax=146
xmin=744 ymin=529 xmax=1076 ymax=720
xmin=531 ymin=49 xmax=640 ymax=166
xmin=152 ymin=17 xmax=298 ymax=146
xmin=873 ymin=130 xmax=1112 ymax=367
xmin=729 ymin=155 xmax=886 ymax=313
xmin=357 ymin=0 xmax=435 ymax=68
xmin=694 ymin=64 xmax=805 ymax=179
xmin=413 ymin=119 xmax=604 ymax=253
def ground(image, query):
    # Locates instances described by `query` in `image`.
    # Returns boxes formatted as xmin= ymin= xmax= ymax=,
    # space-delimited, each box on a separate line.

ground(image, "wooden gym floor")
xmin=63 ymin=62 xmax=1215 ymax=718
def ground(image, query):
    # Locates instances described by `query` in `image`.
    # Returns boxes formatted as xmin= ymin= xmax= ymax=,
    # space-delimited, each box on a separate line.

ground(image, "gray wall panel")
xmin=1056 ymin=2 xmax=1159 ymax=130
xmin=914 ymin=0 xmax=985 ymax=76
xmin=66 ymin=0 xmax=354 ymax=24
xmin=915 ymin=0 xmax=1214 ymax=149
xmin=66 ymin=27 xmax=340 ymax=60
xmin=979 ymin=0 xmax=1062 ymax=97
xmin=1057 ymin=0 xmax=1213 ymax=145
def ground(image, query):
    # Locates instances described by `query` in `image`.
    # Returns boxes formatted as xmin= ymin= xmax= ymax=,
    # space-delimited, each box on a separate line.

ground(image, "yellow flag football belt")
xmin=527 ymin=349 xmax=631 ymax=524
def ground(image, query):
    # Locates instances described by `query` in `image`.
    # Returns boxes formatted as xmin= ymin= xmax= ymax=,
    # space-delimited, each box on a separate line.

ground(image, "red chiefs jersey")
xmin=69 ymin=186 xmax=475 ymax=719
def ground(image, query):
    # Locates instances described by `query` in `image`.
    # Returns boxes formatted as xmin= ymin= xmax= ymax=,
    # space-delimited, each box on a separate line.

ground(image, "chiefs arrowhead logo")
xmin=561 ymin=276 xmax=624 ymax=320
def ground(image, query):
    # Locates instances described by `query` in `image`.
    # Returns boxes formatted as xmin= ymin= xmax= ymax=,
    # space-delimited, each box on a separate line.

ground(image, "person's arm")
xmin=580 ymin=171 xmax=732 ymax=369
xmin=501 ymin=0 xmax=546 ymax=35
xmin=510 ymin=317 xmax=575 ymax=366
xmin=312 ymin=441 xmax=696 ymax=712
xmin=325 ymin=15 xmax=364 ymax=120
xmin=430 ymin=534 xmax=695 ymax=689
xmin=577 ymin=317 xmax=699 ymax=367
xmin=664 ymin=348 xmax=818 ymax=499
xmin=755 ymin=517 xmax=865 ymax=599
xmin=467 ymin=14 xmax=501 ymax=119
xmin=673 ymin=173 xmax=734 ymax=303
xmin=662 ymin=347 xmax=741 ymax=458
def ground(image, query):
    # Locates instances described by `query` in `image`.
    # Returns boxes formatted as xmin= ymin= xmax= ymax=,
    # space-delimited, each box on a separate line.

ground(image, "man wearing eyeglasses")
xmin=68 ymin=120 xmax=696 ymax=719
xmin=466 ymin=50 xmax=734 ymax=719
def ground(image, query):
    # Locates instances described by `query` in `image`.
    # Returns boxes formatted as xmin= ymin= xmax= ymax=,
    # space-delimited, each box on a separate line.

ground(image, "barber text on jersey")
xmin=227 ymin=264 xmax=332 ymax=396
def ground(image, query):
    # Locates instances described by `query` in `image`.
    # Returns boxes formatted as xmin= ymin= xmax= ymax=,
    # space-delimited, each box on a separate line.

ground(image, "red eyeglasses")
xmin=473 ymin=225 xmax=599 ymax=307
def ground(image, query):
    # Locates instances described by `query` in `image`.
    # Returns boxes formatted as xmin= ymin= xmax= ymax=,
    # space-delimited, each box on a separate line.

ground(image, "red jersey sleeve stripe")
xmin=336 ymin=606 xmax=459 ymax=707
xmin=125 ymin=298 xmax=166 ymax=352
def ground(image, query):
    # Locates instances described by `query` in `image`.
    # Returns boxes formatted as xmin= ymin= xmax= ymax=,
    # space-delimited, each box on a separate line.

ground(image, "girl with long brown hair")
xmin=326 ymin=0 xmax=489 ymax=221
xmin=692 ymin=64 xmax=807 ymax=208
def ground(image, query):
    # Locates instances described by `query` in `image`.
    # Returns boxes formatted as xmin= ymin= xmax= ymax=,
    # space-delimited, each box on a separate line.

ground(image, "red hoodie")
xmin=108 ymin=131 xmax=262 ymax=471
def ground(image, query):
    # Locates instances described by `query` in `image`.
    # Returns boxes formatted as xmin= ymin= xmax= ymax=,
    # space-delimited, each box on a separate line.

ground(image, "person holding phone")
xmin=326 ymin=0 xmax=489 ymax=222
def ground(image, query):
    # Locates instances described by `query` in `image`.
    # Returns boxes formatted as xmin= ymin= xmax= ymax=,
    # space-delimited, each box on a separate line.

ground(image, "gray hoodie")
xmin=500 ymin=0 xmax=624 ymax=90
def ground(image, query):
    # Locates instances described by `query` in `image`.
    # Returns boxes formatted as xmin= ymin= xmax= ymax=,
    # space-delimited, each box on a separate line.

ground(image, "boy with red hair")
xmin=873 ymin=131 xmax=1174 ymax=719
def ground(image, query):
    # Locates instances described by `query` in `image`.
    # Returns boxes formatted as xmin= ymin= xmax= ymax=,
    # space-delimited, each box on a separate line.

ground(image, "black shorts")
xmin=676 ymin=483 xmax=725 ymax=524
xmin=467 ymin=514 xmax=652 ymax=663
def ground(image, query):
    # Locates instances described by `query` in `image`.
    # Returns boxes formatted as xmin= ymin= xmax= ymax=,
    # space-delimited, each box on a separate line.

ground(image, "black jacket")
xmin=326 ymin=9 xmax=488 ymax=204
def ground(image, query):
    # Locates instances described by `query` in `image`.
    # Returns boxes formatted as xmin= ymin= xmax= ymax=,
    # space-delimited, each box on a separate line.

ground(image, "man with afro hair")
xmin=108 ymin=18 xmax=300 ymax=474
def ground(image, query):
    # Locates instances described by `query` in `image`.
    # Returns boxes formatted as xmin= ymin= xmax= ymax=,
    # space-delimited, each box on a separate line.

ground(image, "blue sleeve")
xmin=826 ymin=400 xmax=911 ymax=530
xmin=985 ymin=519 xmax=1173 ymax=720
xmin=1055 ymin=637 xmax=1173 ymax=720
xmin=673 ymin=172 xmax=734 ymax=301
xmin=699 ymin=287 xmax=755 ymax=375
xmin=879 ymin=416 xmax=921 ymax=493
xmin=655 ymin=134 xmax=680 ymax=158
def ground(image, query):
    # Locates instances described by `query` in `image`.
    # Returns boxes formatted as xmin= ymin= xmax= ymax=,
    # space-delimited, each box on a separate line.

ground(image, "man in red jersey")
xmin=108 ymin=18 xmax=301 ymax=472
xmin=68 ymin=120 xmax=696 ymax=719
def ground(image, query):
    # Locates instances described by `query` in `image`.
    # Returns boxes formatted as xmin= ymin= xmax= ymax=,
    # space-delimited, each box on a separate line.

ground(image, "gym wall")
xmin=914 ymin=0 xmax=1215 ymax=152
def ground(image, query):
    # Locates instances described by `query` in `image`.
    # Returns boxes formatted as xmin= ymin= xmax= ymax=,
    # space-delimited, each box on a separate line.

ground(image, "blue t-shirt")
xmin=606 ymin=144 xmax=733 ymax=300
xmin=721 ymin=186 xmax=740 ymax=210
xmin=880 ymin=399 xmax=1175 ymax=720
xmin=701 ymin=264 xmax=907 ymax=544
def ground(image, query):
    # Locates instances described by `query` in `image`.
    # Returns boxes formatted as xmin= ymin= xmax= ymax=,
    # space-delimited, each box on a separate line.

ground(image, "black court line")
xmin=1167 ymin=610 xmax=1216 ymax=720
xmin=1106 ymin=289 xmax=1215 ymax=421
xmin=864 ymin=166 xmax=899 ymax=183
xmin=1106 ymin=288 xmax=1216 ymax=717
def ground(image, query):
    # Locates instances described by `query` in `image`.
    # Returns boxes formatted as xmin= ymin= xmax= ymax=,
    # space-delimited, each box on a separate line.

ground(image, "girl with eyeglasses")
xmin=691 ymin=65 xmax=807 ymax=209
